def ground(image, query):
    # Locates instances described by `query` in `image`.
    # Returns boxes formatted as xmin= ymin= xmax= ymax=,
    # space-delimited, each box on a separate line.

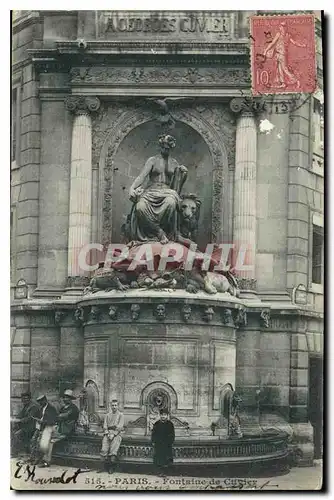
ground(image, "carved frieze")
xmin=54 ymin=310 xmax=66 ymax=325
xmin=108 ymin=306 xmax=118 ymax=320
xmin=154 ymin=304 xmax=166 ymax=321
xmin=236 ymin=277 xmax=257 ymax=291
xmin=222 ymin=308 xmax=234 ymax=327
xmin=181 ymin=304 xmax=192 ymax=322
xmin=58 ymin=434 xmax=288 ymax=460
xmin=92 ymin=102 xmax=126 ymax=165
xmin=66 ymin=276 xmax=90 ymax=288
xmin=270 ymin=318 xmax=293 ymax=331
xmin=130 ymin=304 xmax=141 ymax=321
xmin=203 ymin=307 xmax=215 ymax=323
xmin=234 ymin=308 xmax=247 ymax=328
xmin=74 ymin=307 xmax=84 ymax=324
xmin=89 ymin=306 xmax=100 ymax=322
xmin=260 ymin=309 xmax=271 ymax=329
xmin=70 ymin=66 xmax=250 ymax=86
xmin=50 ymin=301 xmax=252 ymax=327
xmin=192 ymin=103 xmax=235 ymax=167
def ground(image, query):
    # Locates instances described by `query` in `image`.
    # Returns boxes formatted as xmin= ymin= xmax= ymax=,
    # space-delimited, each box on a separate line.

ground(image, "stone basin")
xmin=53 ymin=431 xmax=290 ymax=474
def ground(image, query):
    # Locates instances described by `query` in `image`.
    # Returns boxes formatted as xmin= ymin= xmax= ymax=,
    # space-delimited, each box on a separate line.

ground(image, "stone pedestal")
xmin=65 ymin=96 xmax=100 ymax=286
xmin=77 ymin=290 xmax=239 ymax=434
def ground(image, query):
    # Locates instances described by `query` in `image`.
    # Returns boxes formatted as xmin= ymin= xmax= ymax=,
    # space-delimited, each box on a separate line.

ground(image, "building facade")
xmin=11 ymin=10 xmax=323 ymax=463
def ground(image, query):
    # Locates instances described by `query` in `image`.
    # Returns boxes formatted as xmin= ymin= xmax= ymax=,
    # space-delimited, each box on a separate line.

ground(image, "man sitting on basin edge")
xmin=100 ymin=399 xmax=125 ymax=473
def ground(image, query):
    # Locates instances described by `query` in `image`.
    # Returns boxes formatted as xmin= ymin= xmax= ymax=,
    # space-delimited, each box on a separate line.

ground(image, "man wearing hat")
xmin=57 ymin=389 xmax=80 ymax=436
xmin=41 ymin=389 xmax=80 ymax=466
xmin=30 ymin=394 xmax=58 ymax=467
xmin=11 ymin=392 xmax=40 ymax=456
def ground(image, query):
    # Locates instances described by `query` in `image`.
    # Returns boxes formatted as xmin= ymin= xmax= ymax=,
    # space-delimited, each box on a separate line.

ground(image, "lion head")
xmin=178 ymin=194 xmax=201 ymax=240
xmin=180 ymin=194 xmax=201 ymax=221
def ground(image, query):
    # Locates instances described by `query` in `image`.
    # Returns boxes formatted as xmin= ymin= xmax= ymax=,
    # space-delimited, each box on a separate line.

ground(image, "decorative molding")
xmin=54 ymin=310 xmax=66 ymax=325
xmin=12 ymin=11 xmax=41 ymax=34
xmin=211 ymin=168 xmax=224 ymax=243
xmin=59 ymin=301 xmax=250 ymax=328
xmin=203 ymin=307 xmax=215 ymax=323
xmin=89 ymin=306 xmax=100 ymax=322
xmin=56 ymin=432 xmax=288 ymax=461
xmin=65 ymin=95 xmax=101 ymax=115
xmin=126 ymin=416 xmax=147 ymax=429
xmin=98 ymin=107 xmax=152 ymax=246
xmin=74 ymin=307 xmax=84 ymax=324
xmin=154 ymin=304 xmax=166 ymax=321
xmin=69 ymin=67 xmax=89 ymax=81
xmin=222 ymin=308 xmax=234 ymax=327
xmin=236 ymin=277 xmax=257 ymax=291
xmin=57 ymin=40 xmax=250 ymax=55
xmin=130 ymin=303 xmax=141 ymax=321
xmin=66 ymin=276 xmax=90 ymax=288
xmin=108 ymin=305 xmax=118 ymax=320
xmin=229 ymin=97 xmax=265 ymax=117
xmin=260 ymin=309 xmax=271 ymax=329
xmin=270 ymin=318 xmax=293 ymax=331
xmin=181 ymin=304 xmax=192 ymax=322
xmin=234 ymin=308 xmax=247 ymax=328
xmin=70 ymin=66 xmax=250 ymax=87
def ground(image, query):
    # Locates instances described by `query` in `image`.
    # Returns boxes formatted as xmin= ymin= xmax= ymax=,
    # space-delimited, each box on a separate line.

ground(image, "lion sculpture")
xmin=176 ymin=193 xmax=201 ymax=247
xmin=85 ymin=192 xmax=239 ymax=296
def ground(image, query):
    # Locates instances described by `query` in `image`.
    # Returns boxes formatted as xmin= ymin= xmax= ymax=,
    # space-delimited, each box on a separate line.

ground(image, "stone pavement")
xmin=10 ymin=458 xmax=323 ymax=491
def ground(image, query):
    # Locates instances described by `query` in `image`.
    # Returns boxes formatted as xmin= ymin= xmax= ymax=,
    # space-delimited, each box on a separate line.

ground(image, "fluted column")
xmin=230 ymin=98 xmax=261 ymax=292
xmin=65 ymin=96 xmax=100 ymax=287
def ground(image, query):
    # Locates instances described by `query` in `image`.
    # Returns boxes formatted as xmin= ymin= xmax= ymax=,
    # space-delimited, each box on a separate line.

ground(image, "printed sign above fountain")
xmin=97 ymin=11 xmax=236 ymax=41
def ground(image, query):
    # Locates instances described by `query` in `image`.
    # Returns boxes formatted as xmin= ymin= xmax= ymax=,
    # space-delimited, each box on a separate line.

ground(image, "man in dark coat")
xmin=151 ymin=409 xmax=175 ymax=474
xmin=29 ymin=394 xmax=58 ymax=466
xmin=43 ymin=389 xmax=80 ymax=466
xmin=57 ymin=389 xmax=80 ymax=436
xmin=11 ymin=392 xmax=40 ymax=456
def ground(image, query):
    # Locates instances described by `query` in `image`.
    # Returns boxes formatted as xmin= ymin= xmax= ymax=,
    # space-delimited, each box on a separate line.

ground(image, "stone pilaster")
xmin=59 ymin=325 xmax=84 ymax=392
xmin=230 ymin=98 xmax=261 ymax=293
xmin=65 ymin=96 xmax=100 ymax=287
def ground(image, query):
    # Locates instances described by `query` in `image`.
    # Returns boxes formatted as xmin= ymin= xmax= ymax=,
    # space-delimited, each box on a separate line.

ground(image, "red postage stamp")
xmin=250 ymin=14 xmax=316 ymax=95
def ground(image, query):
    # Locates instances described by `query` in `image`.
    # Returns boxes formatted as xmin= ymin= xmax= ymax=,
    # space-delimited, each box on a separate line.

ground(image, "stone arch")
xmin=140 ymin=381 xmax=178 ymax=412
xmin=85 ymin=379 xmax=100 ymax=412
xmin=97 ymin=108 xmax=229 ymax=246
xmin=219 ymin=383 xmax=234 ymax=420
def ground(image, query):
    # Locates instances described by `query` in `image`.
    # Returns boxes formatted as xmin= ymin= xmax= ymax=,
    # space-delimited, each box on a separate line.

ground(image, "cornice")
xmin=12 ymin=11 xmax=41 ymax=34
xmin=28 ymin=47 xmax=249 ymax=75
xmin=56 ymin=39 xmax=249 ymax=56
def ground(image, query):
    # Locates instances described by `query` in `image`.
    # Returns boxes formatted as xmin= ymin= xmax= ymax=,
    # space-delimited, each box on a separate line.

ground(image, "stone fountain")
xmin=53 ymin=134 xmax=290 ymax=472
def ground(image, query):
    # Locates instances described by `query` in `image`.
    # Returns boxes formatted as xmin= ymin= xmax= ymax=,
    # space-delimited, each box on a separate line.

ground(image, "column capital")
xmin=65 ymin=95 xmax=100 ymax=115
xmin=229 ymin=97 xmax=265 ymax=117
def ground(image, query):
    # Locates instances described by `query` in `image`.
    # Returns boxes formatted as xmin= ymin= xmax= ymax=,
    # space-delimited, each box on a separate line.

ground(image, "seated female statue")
xmin=128 ymin=134 xmax=188 ymax=244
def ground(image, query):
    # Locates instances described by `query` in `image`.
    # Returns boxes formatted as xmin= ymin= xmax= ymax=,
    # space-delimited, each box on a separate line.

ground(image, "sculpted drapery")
xmin=128 ymin=135 xmax=188 ymax=244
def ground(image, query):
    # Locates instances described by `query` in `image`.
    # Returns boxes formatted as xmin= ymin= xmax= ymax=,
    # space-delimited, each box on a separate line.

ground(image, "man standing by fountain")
xmin=151 ymin=408 xmax=175 ymax=476
xmin=100 ymin=400 xmax=124 ymax=473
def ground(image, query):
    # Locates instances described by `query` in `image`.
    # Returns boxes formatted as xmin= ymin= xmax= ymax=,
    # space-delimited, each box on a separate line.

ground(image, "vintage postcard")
xmin=11 ymin=9 xmax=324 ymax=491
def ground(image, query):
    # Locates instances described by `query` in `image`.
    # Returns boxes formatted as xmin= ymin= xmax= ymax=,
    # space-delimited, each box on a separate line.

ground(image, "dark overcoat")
xmin=151 ymin=420 xmax=175 ymax=467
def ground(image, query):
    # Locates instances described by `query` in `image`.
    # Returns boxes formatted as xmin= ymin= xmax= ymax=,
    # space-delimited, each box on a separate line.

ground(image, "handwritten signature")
xmin=14 ymin=461 xmax=85 ymax=485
